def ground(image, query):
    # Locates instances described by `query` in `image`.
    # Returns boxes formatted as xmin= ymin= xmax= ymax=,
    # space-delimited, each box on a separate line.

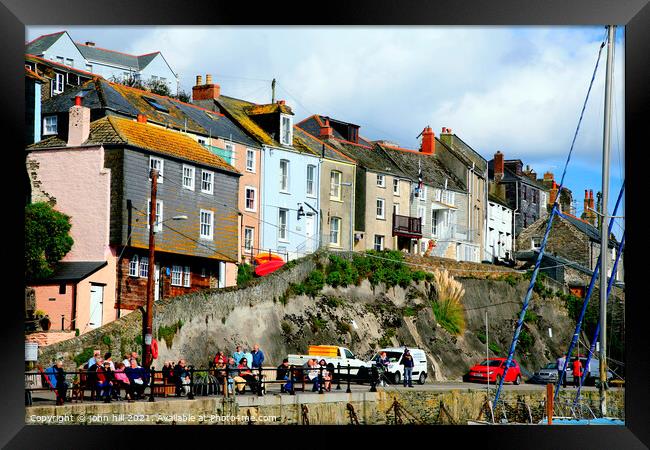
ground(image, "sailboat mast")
xmin=599 ymin=24 xmax=616 ymax=417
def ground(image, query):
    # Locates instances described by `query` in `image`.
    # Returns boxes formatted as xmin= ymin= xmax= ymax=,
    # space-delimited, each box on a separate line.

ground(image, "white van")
xmin=368 ymin=347 xmax=429 ymax=385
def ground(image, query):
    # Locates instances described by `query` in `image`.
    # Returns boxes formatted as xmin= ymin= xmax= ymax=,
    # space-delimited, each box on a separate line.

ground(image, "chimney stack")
xmin=319 ymin=117 xmax=333 ymax=139
xmin=67 ymin=96 xmax=90 ymax=147
xmin=192 ymin=74 xmax=220 ymax=102
xmin=494 ymin=151 xmax=504 ymax=182
xmin=137 ymin=114 xmax=147 ymax=123
xmin=420 ymin=126 xmax=435 ymax=154
xmin=85 ymin=41 xmax=95 ymax=47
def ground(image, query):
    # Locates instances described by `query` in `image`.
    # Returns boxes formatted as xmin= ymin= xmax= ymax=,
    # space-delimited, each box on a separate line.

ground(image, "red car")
xmin=467 ymin=358 xmax=522 ymax=385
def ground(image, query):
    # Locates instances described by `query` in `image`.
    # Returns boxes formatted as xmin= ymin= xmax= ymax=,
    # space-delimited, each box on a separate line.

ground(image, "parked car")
xmin=467 ymin=358 xmax=522 ymax=385
xmin=362 ymin=347 xmax=429 ymax=385
xmin=528 ymin=362 xmax=559 ymax=384
xmin=528 ymin=357 xmax=617 ymax=386
xmin=287 ymin=345 xmax=368 ymax=377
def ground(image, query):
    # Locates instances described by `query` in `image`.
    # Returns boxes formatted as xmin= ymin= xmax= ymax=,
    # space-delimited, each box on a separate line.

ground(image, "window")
xmin=431 ymin=210 xmax=439 ymax=236
xmin=201 ymin=268 xmax=207 ymax=278
xmin=183 ymin=266 xmax=191 ymax=287
xmin=280 ymin=115 xmax=293 ymax=145
xmin=532 ymin=237 xmax=542 ymax=250
xmin=198 ymin=138 xmax=206 ymax=146
xmin=182 ymin=165 xmax=195 ymax=191
xmin=171 ymin=265 xmax=183 ymax=286
xmin=246 ymin=149 xmax=255 ymax=172
xmin=52 ymin=72 xmax=65 ymax=95
xmin=225 ymin=142 xmax=235 ymax=161
xmin=244 ymin=227 xmax=254 ymax=252
xmin=147 ymin=199 xmax=163 ymax=232
xmin=43 ymin=116 xmax=58 ymax=135
xmin=278 ymin=209 xmax=288 ymax=241
xmin=377 ymin=174 xmax=385 ymax=187
xmin=330 ymin=171 xmax=342 ymax=200
xmin=59 ymin=283 xmax=66 ymax=295
xmin=201 ymin=170 xmax=214 ymax=194
xmin=151 ymin=75 xmax=158 ymax=81
xmin=418 ymin=206 xmax=426 ymax=226
xmin=330 ymin=217 xmax=341 ymax=246
xmin=55 ymin=56 xmax=64 ymax=64
xmin=393 ymin=179 xmax=400 ymax=195
xmin=65 ymin=58 xmax=74 ymax=67
xmin=374 ymin=235 xmax=385 ymax=251
xmin=376 ymin=198 xmax=385 ymax=219
xmin=200 ymin=210 xmax=214 ymax=239
xmin=306 ymin=165 xmax=316 ymax=196
xmin=149 ymin=156 xmax=164 ymax=183
xmin=280 ymin=160 xmax=289 ymax=192
xmin=393 ymin=203 xmax=400 ymax=215
xmin=139 ymin=257 xmax=148 ymax=278
xmin=129 ymin=255 xmax=139 ymax=277
xmin=245 ymin=187 xmax=257 ymax=211
xmin=434 ymin=188 xmax=442 ymax=202
xmin=421 ymin=186 xmax=427 ymax=201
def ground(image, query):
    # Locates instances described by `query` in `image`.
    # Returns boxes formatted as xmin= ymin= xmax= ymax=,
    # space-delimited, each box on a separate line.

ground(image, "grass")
xmin=430 ymin=269 xmax=466 ymax=336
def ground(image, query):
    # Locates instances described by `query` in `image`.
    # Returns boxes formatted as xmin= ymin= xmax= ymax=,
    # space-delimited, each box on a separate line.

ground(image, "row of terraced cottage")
xmin=24 ymin=31 xmax=622 ymax=345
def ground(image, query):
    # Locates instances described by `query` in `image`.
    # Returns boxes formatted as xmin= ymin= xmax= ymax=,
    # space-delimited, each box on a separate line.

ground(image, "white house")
xmin=26 ymin=31 xmax=177 ymax=93
xmin=485 ymin=191 xmax=514 ymax=263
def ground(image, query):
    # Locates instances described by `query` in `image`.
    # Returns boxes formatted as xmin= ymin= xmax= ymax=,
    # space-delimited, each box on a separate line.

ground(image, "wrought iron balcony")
xmin=392 ymin=213 xmax=422 ymax=238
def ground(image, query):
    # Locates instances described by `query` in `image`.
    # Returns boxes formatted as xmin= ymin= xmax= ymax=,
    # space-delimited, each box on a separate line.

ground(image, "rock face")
xmin=37 ymin=253 xmax=589 ymax=380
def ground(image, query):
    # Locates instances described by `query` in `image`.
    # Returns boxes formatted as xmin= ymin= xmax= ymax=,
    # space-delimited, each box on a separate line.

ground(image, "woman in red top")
xmin=572 ymin=359 xmax=583 ymax=387
xmin=237 ymin=358 xmax=257 ymax=393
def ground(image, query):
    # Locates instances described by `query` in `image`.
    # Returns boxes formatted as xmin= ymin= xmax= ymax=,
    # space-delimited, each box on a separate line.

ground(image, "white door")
xmin=89 ymin=284 xmax=104 ymax=330
xmin=154 ymin=264 xmax=160 ymax=302
xmin=305 ymin=215 xmax=314 ymax=253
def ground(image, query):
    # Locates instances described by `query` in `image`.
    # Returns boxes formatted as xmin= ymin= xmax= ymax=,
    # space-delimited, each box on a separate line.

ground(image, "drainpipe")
xmin=71 ymin=282 xmax=78 ymax=332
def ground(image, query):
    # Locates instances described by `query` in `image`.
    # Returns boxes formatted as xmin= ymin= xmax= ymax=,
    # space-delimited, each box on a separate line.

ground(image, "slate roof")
xmin=26 ymin=54 xmax=97 ymax=79
xmin=488 ymin=160 xmax=549 ymax=191
xmin=558 ymin=211 xmax=618 ymax=246
xmin=375 ymin=142 xmax=465 ymax=192
xmin=25 ymin=31 xmax=66 ymax=55
xmin=297 ymin=115 xmax=374 ymax=147
xmin=40 ymin=78 xmax=259 ymax=148
xmin=30 ymin=261 xmax=107 ymax=284
xmin=292 ymin=127 xmax=355 ymax=164
xmin=438 ymin=134 xmax=488 ymax=174
xmin=488 ymin=192 xmax=511 ymax=209
xmin=28 ymin=116 xmax=240 ymax=174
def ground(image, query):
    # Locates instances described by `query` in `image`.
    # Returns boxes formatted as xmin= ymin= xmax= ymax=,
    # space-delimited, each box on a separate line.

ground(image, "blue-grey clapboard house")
xmin=26 ymin=30 xmax=177 ymax=94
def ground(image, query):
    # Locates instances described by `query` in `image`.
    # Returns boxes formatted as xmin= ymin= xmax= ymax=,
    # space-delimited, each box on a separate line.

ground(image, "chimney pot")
xmin=277 ymin=100 xmax=286 ymax=105
xmin=74 ymin=95 xmax=82 ymax=107
xmin=137 ymin=114 xmax=147 ymax=123
xmin=206 ymin=74 xmax=213 ymax=85
xmin=196 ymin=75 xmax=203 ymax=86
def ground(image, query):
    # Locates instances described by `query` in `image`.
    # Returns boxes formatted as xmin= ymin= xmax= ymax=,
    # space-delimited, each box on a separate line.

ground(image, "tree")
xmin=25 ymin=202 xmax=73 ymax=281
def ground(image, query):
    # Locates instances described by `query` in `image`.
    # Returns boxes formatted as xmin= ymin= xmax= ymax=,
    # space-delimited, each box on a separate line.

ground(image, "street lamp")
xmin=143 ymin=171 xmax=187 ymax=369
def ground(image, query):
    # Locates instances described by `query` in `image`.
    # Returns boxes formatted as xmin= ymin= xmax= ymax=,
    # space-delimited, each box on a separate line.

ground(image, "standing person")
xmin=402 ymin=349 xmax=414 ymax=388
xmin=377 ymin=352 xmax=390 ymax=387
xmin=251 ymin=344 xmax=265 ymax=369
xmin=173 ymin=360 xmax=190 ymax=396
xmin=233 ymin=345 xmax=245 ymax=365
xmin=53 ymin=361 xmax=68 ymax=405
xmin=572 ymin=358 xmax=584 ymax=388
xmin=557 ymin=354 xmax=567 ymax=387
xmin=226 ymin=357 xmax=239 ymax=394
xmin=243 ymin=348 xmax=254 ymax=370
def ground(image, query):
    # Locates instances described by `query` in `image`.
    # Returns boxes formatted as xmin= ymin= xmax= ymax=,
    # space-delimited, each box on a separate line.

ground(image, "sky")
xmin=26 ymin=26 xmax=625 ymax=238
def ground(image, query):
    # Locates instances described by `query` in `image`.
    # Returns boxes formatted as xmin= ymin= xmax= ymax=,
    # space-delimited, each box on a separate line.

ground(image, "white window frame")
xmin=129 ymin=255 xmax=139 ymax=277
xmin=149 ymin=156 xmax=164 ymax=184
xmin=198 ymin=137 xmax=206 ymax=146
xmin=52 ymin=72 xmax=65 ymax=95
xmin=306 ymin=164 xmax=316 ymax=196
xmin=280 ymin=159 xmax=290 ymax=192
xmin=200 ymin=209 xmax=214 ymax=240
xmin=147 ymin=199 xmax=163 ymax=232
xmin=374 ymin=235 xmax=385 ymax=251
xmin=43 ymin=116 xmax=58 ymax=135
xmin=393 ymin=179 xmax=400 ymax=195
xmin=182 ymin=165 xmax=195 ymax=191
xmin=420 ymin=186 xmax=428 ymax=201
xmin=183 ymin=266 xmax=191 ymax=287
xmin=532 ymin=237 xmax=542 ymax=250
xmin=330 ymin=217 xmax=341 ymax=246
xmin=85 ymin=64 xmax=93 ymax=72
xmin=418 ymin=206 xmax=426 ymax=226
xmin=225 ymin=142 xmax=235 ymax=161
xmin=245 ymin=186 xmax=257 ymax=212
xmin=171 ymin=265 xmax=183 ymax=286
xmin=139 ymin=257 xmax=148 ymax=278
xmin=280 ymin=114 xmax=293 ymax=145
xmin=431 ymin=210 xmax=439 ymax=236
xmin=393 ymin=203 xmax=400 ymax=216
xmin=278 ymin=208 xmax=289 ymax=241
xmin=376 ymin=198 xmax=385 ymax=220
xmin=377 ymin=174 xmax=386 ymax=188
xmin=244 ymin=227 xmax=254 ymax=252
xmin=330 ymin=170 xmax=342 ymax=200
xmin=65 ymin=58 xmax=74 ymax=67
xmin=201 ymin=170 xmax=214 ymax=194
xmin=246 ymin=148 xmax=256 ymax=173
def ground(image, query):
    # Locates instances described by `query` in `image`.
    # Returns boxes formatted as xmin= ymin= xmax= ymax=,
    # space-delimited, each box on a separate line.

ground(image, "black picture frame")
xmin=3 ymin=0 xmax=648 ymax=447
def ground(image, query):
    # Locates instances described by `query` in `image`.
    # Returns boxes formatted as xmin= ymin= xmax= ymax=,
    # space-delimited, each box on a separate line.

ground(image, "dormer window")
xmin=280 ymin=114 xmax=293 ymax=145
xmin=143 ymin=96 xmax=169 ymax=113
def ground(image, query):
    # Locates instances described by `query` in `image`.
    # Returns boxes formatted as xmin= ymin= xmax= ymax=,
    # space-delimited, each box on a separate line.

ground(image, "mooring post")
xmin=148 ymin=366 xmax=156 ymax=402
xmin=318 ymin=366 xmax=324 ymax=394
xmin=289 ymin=365 xmax=295 ymax=395
xmin=257 ymin=366 xmax=264 ymax=396
xmin=546 ymin=383 xmax=553 ymax=425
xmin=336 ymin=363 xmax=341 ymax=390
xmin=346 ymin=364 xmax=351 ymax=393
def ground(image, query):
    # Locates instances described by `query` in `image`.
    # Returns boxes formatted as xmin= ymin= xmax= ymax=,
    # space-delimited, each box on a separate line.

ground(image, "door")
xmin=154 ymin=264 xmax=160 ymax=302
xmin=305 ymin=215 xmax=314 ymax=253
xmin=89 ymin=284 xmax=104 ymax=330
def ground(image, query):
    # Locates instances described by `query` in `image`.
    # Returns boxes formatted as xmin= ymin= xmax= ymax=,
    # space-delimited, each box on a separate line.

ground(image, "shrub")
xmin=304 ymin=270 xmax=325 ymax=296
xmin=412 ymin=270 xmax=427 ymax=282
xmin=326 ymin=270 xmax=343 ymax=287
xmin=310 ymin=316 xmax=327 ymax=333
xmin=281 ymin=321 xmax=293 ymax=335
xmin=489 ymin=342 xmax=502 ymax=355
xmin=430 ymin=269 xmax=466 ymax=335
xmin=402 ymin=306 xmax=417 ymax=317
xmin=237 ymin=263 xmax=254 ymax=286
xmin=503 ymin=274 xmax=518 ymax=287
xmin=73 ymin=347 xmax=94 ymax=367
xmin=378 ymin=328 xmax=396 ymax=347
xmin=25 ymin=202 xmax=74 ymax=281
xmin=101 ymin=335 xmax=112 ymax=346
xmin=524 ymin=310 xmax=539 ymax=324
xmin=476 ymin=330 xmax=487 ymax=344
xmin=518 ymin=329 xmax=534 ymax=352
xmin=158 ymin=320 xmax=184 ymax=349
xmin=336 ymin=320 xmax=352 ymax=334
xmin=322 ymin=296 xmax=346 ymax=308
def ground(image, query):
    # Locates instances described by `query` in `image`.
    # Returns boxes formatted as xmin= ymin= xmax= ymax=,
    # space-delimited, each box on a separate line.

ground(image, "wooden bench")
xmin=152 ymin=371 xmax=175 ymax=397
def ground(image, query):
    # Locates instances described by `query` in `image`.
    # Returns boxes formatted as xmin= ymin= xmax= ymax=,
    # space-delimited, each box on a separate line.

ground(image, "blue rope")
xmin=574 ymin=232 xmax=625 ymax=406
xmin=492 ymin=31 xmax=609 ymax=408
xmin=554 ymin=182 xmax=624 ymax=401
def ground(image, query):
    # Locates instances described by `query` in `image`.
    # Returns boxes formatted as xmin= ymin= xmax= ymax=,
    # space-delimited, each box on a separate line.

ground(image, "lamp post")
xmin=143 ymin=168 xmax=187 ymax=368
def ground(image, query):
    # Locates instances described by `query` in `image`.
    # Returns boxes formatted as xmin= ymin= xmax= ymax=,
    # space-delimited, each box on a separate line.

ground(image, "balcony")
xmin=392 ymin=213 xmax=422 ymax=239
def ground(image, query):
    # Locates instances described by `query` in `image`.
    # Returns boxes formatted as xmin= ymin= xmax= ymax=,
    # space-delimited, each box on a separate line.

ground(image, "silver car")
xmin=530 ymin=362 xmax=559 ymax=384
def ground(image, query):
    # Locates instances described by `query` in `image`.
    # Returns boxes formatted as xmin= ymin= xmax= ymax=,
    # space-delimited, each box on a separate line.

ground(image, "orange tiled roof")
xmin=105 ymin=116 xmax=240 ymax=174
